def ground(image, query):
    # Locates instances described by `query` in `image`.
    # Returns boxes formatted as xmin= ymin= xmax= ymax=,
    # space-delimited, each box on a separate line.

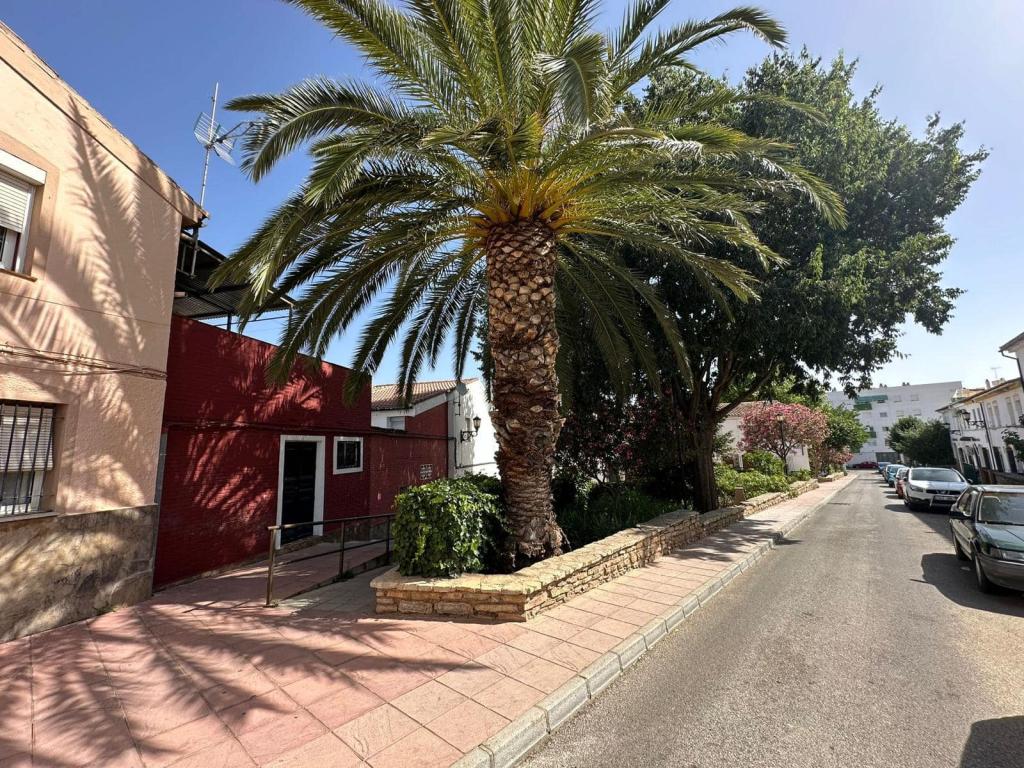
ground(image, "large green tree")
xmin=214 ymin=0 xmax=840 ymax=563
xmin=593 ymin=51 xmax=985 ymax=510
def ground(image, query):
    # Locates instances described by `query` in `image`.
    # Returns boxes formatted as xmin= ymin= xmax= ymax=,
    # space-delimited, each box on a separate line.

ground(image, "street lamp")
xmin=460 ymin=415 xmax=482 ymax=442
xmin=775 ymin=413 xmax=788 ymax=474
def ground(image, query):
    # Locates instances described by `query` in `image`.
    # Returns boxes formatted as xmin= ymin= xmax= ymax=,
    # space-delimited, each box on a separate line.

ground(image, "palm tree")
xmin=215 ymin=0 xmax=844 ymax=565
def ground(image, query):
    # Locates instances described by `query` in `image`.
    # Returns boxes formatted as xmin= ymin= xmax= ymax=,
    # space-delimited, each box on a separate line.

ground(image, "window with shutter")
xmin=0 ymin=402 xmax=56 ymax=516
xmin=333 ymin=436 xmax=363 ymax=474
xmin=0 ymin=169 xmax=34 ymax=274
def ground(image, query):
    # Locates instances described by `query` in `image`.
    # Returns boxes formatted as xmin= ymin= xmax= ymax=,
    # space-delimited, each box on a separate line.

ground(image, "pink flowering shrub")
xmin=740 ymin=402 xmax=829 ymax=469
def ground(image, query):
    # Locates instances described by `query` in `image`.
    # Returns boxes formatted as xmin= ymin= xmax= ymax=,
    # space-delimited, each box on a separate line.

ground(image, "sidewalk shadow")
xmin=960 ymin=717 xmax=1024 ymax=767
xmin=919 ymin=552 xmax=1024 ymax=618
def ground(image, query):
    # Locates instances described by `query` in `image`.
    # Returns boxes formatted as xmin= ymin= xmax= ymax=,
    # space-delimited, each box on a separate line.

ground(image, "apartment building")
xmin=827 ymin=381 xmax=962 ymax=465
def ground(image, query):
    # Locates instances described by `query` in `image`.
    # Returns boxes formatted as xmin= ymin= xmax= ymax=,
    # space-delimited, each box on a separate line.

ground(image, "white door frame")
xmin=276 ymin=435 xmax=325 ymax=548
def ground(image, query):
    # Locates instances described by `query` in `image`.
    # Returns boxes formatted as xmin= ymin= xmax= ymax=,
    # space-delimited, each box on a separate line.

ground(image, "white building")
xmin=939 ymin=379 xmax=1024 ymax=477
xmin=1000 ymin=331 xmax=1024 ymax=390
xmin=718 ymin=402 xmax=812 ymax=472
xmin=827 ymin=381 xmax=962 ymax=464
xmin=371 ymin=378 xmax=499 ymax=477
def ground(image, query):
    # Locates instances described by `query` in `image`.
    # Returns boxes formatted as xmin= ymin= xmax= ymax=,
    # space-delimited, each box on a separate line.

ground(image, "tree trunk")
xmin=692 ymin=422 xmax=719 ymax=513
xmin=486 ymin=221 xmax=564 ymax=564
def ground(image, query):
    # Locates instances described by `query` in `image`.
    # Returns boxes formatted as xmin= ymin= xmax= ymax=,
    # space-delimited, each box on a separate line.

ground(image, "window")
xmin=913 ymin=409 xmax=922 ymax=417
xmin=878 ymin=411 xmax=888 ymax=418
xmin=893 ymin=395 xmax=902 ymax=403
xmin=0 ymin=402 xmax=55 ymax=516
xmin=333 ymin=436 xmax=363 ymax=474
xmin=386 ymin=416 xmax=406 ymax=431
xmin=896 ymin=410 xmax=905 ymax=417
xmin=0 ymin=152 xmax=46 ymax=275
xmin=910 ymin=393 xmax=920 ymax=402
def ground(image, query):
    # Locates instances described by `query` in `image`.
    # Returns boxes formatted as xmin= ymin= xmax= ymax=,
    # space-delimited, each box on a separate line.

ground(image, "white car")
xmin=903 ymin=467 xmax=970 ymax=511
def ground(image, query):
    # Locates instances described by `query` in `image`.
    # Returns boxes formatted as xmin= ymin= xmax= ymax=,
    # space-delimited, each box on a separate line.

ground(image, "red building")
xmin=155 ymin=309 xmax=448 ymax=587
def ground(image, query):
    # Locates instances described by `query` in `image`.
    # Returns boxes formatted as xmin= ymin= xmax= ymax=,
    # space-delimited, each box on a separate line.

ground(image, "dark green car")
xmin=949 ymin=485 xmax=1024 ymax=593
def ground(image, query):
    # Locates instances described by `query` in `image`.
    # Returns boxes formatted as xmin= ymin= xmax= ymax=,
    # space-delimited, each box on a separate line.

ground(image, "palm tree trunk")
xmin=486 ymin=220 xmax=564 ymax=564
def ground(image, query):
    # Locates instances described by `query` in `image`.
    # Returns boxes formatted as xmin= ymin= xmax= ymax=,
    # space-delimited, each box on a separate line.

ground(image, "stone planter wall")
xmin=372 ymin=478 xmax=820 ymax=621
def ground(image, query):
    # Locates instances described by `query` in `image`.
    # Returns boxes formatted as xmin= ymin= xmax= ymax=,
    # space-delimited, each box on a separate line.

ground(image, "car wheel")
xmin=974 ymin=555 xmax=997 ymax=594
xmin=953 ymin=536 xmax=969 ymax=562
xmin=904 ymin=499 xmax=920 ymax=511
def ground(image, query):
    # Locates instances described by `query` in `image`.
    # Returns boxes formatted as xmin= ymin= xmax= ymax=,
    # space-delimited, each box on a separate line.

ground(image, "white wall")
xmin=450 ymin=380 xmax=498 ymax=477
xmin=718 ymin=412 xmax=811 ymax=472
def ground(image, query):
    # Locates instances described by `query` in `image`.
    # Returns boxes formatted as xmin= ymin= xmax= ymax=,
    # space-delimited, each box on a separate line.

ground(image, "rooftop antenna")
xmin=193 ymin=82 xmax=253 ymax=213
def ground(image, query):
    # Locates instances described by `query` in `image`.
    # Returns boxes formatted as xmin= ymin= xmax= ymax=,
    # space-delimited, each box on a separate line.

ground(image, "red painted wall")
xmin=368 ymin=401 xmax=449 ymax=515
xmin=157 ymin=316 xmax=446 ymax=587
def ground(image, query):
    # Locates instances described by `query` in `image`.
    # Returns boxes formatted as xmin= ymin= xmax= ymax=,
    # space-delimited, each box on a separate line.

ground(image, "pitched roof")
xmin=371 ymin=378 xmax=477 ymax=410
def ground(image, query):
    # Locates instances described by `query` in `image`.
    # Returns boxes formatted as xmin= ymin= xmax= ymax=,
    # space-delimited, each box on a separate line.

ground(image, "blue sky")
xmin=5 ymin=0 xmax=1022 ymax=391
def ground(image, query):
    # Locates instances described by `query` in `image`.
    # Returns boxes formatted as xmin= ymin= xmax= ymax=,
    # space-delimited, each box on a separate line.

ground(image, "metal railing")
xmin=264 ymin=513 xmax=394 ymax=606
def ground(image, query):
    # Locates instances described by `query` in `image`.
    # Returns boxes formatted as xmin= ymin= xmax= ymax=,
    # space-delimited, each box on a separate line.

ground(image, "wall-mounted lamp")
xmin=460 ymin=415 xmax=482 ymax=442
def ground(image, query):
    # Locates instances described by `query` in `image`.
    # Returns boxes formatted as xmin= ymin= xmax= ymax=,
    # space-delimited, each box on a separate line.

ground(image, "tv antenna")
xmin=193 ymin=83 xmax=253 ymax=213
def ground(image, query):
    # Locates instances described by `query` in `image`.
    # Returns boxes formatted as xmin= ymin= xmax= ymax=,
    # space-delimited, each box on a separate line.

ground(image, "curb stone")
xmin=471 ymin=475 xmax=855 ymax=768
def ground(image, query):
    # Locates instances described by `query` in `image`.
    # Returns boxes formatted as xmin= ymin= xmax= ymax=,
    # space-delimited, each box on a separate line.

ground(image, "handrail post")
xmin=265 ymin=528 xmax=277 ymax=607
xmin=338 ymin=522 xmax=348 ymax=579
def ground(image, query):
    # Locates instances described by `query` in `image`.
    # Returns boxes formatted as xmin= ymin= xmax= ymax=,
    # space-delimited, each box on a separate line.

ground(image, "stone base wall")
xmin=372 ymin=479 xmax=820 ymax=620
xmin=0 ymin=506 xmax=158 ymax=641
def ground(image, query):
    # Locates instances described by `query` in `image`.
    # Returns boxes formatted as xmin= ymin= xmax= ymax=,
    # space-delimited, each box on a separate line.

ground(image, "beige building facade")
xmin=0 ymin=24 xmax=203 ymax=640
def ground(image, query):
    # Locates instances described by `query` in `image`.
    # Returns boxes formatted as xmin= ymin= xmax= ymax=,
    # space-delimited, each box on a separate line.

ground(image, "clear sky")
xmin=5 ymin=0 xmax=1022 ymax=391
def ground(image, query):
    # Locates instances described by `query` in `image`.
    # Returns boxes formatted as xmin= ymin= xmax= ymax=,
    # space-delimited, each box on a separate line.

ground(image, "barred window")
xmin=0 ymin=402 xmax=55 ymax=516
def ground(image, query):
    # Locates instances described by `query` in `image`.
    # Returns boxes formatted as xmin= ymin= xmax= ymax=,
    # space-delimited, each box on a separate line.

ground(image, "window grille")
xmin=0 ymin=402 xmax=55 ymax=516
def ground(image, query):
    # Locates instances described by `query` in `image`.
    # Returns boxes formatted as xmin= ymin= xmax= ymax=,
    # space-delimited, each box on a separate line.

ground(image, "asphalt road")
xmin=520 ymin=472 xmax=1024 ymax=768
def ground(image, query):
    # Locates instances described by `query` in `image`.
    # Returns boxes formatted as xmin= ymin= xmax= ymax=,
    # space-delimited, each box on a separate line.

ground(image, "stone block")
xmin=537 ymin=676 xmax=590 ymax=731
xmin=482 ymin=707 xmax=548 ymax=768
xmin=579 ymin=653 xmax=621 ymax=696
xmin=612 ymin=635 xmax=646 ymax=670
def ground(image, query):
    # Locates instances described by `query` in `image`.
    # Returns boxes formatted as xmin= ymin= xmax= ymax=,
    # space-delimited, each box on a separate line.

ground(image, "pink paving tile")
xmin=265 ymin=733 xmax=363 ymax=768
xmin=565 ymin=627 xmax=620 ymax=653
xmin=434 ymin=629 xmax=500 ymax=660
xmin=201 ymin=668 xmax=277 ymax=712
xmin=524 ymin=617 xmax=579 ymax=640
xmin=32 ymin=714 xmax=142 ymax=768
xmin=259 ymin=651 xmax=339 ymax=688
xmin=119 ymin=690 xmax=213 ymax=740
xmin=474 ymin=645 xmax=537 ymax=676
xmin=510 ymin=657 xmax=577 ymax=693
xmin=0 ymin=752 xmax=32 ymax=768
xmin=136 ymin=713 xmax=232 ymax=768
xmin=426 ymin=699 xmax=509 ymax=753
xmin=280 ymin=663 xmax=358 ymax=707
xmin=569 ymin=597 xmax=619 ymax=617
xmin=335 ymin=704 xmax=419 ymax=759
xmin=544 ymin=605 xmax=602 ymax=628
xmin=220 ymin=689 xmax=300 ymax=738
xmin=354 ymin=629 xmax=437 ymax=659
xmin=391 ymin=680 xmax=468 ymax=724
xmin=474 ymin=622 xmax=527 ymax=643
xmin=164 ymin=738 xmax=254 ymax=768
xmin=507 ymin=629 xmax=562 ymax=656
xmin=304 ymin=676 xmax=383 ymax=729
xmin=589 ymin=617 xmax=642 ymax=639
xmin=585 ymin=589 xmax=633 ymax=608
xmin=629 ymin=597 xmax=675 ymax=615
xmin=434 ymin=662 xmax=505 ymax=697
xmin=366 ymin=726 xmax=462 ymax=768
xmin=313 ymin=635 xmax=375 ymax=667
xmin=546 ymin=642 xmax=600 ymax=672
xmin=340 ymin=653 xmax=432 ymax=700
xmin=471 ymin=677 xmax=545 ymax=720
xmin=410 ymin=643 xmax=469 ymax=678
xmin=605 ymin=606 xmax=655 ymax=626
xmin=234 ymin=708 xmax=327 ymax=764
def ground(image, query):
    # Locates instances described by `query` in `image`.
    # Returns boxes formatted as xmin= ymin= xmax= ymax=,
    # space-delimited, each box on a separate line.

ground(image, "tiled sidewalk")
xmin=0 ymin=476 xmax=854 ymax=768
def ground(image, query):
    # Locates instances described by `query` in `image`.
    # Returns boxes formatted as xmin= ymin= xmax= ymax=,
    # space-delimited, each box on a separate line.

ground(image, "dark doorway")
xmin=281 ymin=440 xmax=319 ymax=545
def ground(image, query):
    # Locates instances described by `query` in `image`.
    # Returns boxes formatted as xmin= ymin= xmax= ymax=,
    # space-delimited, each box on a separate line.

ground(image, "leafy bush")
xmin=392 ymin=479 xmax=498 ymax=577
xmin=788 ymin=469 xmax=813 ymax=481
xmin=742 ymin=450 xmax=785 ymax=476
xmin=715 ymin=465 xmax=790 ymax=502
xmin=558 ymin=484 xmax=676 ymax=549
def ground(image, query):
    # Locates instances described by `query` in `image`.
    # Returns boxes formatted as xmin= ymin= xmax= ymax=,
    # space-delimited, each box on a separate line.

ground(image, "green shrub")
xmin=742 ymin=450 xmax=785 ymax=476
xmin=788 ymin=469 xmax=813 ymax=482
xmin=715 ymin=464 xmax=789 ymax=501
xmin=392 ymin=479 xmax=497 ymax=577
xmin=558 ymin=484 xmax=676 ymax=549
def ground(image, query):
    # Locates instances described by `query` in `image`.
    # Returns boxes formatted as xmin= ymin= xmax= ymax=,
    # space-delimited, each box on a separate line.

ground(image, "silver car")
xmin=903 ymin=467 xmax=969 ymax=510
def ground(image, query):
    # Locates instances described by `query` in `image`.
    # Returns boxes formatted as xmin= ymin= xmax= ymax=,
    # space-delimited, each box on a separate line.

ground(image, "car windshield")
xmin=977 ymin=493 xmax=1024 ymax=525
xmin=910 ymin=468 xmax=963 ymax=483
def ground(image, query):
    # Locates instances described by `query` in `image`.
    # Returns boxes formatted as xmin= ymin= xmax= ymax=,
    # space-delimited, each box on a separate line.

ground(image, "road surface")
xmin=521 ymin=473 xmax=1024 ymax=768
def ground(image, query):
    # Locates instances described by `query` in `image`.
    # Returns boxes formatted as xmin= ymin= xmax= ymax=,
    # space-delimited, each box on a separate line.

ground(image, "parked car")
xmin=877 ymin=461 xmax=891 ymax=476
xmin=849 ymin=461 xmax=878 ymax=470
xmin=949 ymin=485 xmax=1024 ymax=593
xmin=884 ymin=464 xmax=906 ymax=486
xmin=894 ymin=467 xmax=910 ymax=498
xmin=903 ymin=467 xmax=969 ymax=510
